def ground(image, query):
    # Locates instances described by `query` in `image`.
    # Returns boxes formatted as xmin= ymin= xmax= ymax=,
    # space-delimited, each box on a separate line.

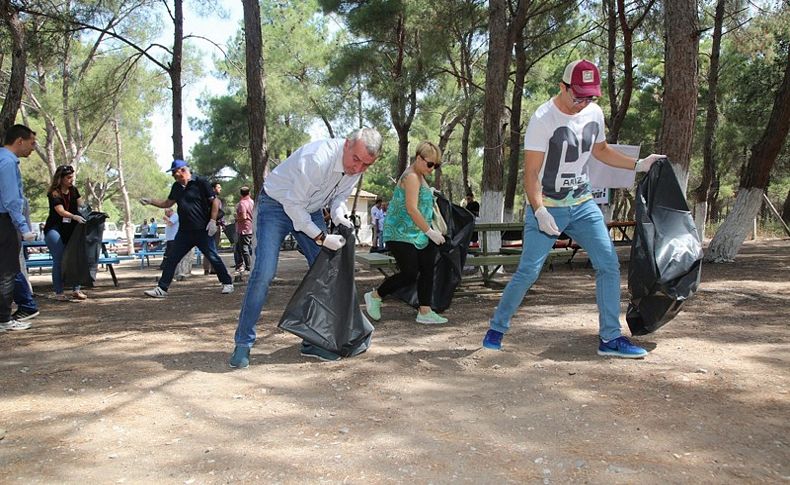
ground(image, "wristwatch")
xmin=314 ymin=232 xmax=326 ymax=245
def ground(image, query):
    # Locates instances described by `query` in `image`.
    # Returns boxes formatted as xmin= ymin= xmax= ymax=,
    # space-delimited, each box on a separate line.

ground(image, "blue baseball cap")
xmin=167 ymin=159 xmax=188 ymax=173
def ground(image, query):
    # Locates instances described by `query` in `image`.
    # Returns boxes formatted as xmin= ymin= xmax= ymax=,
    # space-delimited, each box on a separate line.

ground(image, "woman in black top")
xmin=43 ymin=165 xmax=87 ymax=301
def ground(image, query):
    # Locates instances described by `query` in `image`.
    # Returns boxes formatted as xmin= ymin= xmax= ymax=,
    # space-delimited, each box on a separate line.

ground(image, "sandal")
xmin=71 ymin=290 xmax=88 ymax=300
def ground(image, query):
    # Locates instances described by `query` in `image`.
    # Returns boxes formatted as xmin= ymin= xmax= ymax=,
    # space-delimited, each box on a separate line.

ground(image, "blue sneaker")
xmin=300 ymin=342 xmax=341 ymax=362
xmin=229 ymin=346 xmax=250 ymax=368
xmin=482 ymin=329 xmax=504 ymax=350
xmin=597 ymin=336 xmax=648 ymax=359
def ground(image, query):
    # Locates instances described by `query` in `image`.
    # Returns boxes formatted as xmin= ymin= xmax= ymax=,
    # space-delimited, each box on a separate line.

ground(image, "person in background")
xmin=377 ymin=201 xmax=388 ymax=250
xmin=480 ymin=59 xmax=664 ymax=358
xmin=160 ymin=208 xmax=178 ymax=270
xmin=363 ymin=141 xmax=448 ymax=325
xmin=234 ymin=186 xmax=254 ymax=274
xmin=370 ymin=198 xmax=383 ymax=251
xmin=139 ymin=160 xmax=233 ymax=297
xmin=44 ymin=164 xmax=88 ymax=301
xmin=203 ymin=181 xmax=224 ymax=275
xmin=229 ymin=127 xmax=382 ymax=368
xmin=465 ymin=191 xmax=480 ymax=244
xmin=149 ymin=217 xmax=158 ymax=238
xmin=0 ymin=124 xmax=37 ymax=331
xmin=140 ymin=219 xmax=149 ymax=239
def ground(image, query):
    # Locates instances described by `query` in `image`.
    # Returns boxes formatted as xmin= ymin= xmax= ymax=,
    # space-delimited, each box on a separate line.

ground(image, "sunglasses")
xmin=420 ymin=155 xmax=442 ymax=169
xmin=58 ymin=165 xmax=74 ymax=175
xmin=563 ymin=83 xmax=598 ymax=105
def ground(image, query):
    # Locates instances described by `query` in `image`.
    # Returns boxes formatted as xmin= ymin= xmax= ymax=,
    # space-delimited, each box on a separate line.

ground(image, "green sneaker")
xmin=416 ymin=310 xmax=448 ymax=325
xmin=364 ymin=291 xmax=382 ymax=321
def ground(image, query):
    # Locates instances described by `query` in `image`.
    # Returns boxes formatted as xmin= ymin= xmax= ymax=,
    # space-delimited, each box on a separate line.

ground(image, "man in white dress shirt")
xmin=229 ymin=128 xmax=383 ymax=368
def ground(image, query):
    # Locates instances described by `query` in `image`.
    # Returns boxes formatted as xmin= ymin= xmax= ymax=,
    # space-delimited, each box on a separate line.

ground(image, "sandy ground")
xmin=1 ymin=239 xmax=788 ymax=484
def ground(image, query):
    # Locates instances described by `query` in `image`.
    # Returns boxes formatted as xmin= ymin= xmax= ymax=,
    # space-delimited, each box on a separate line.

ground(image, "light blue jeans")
xmin=44 ymin=229 xmax=79 ymax=295
xmin=234 ymin=193 xmax=326 ymax=347
xmin=489 ymin=199 xmax=623 ymax=341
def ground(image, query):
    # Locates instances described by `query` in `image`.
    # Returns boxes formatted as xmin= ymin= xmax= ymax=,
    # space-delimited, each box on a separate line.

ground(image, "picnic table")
xmin=23 ymin=239 xmax=121 ymax=286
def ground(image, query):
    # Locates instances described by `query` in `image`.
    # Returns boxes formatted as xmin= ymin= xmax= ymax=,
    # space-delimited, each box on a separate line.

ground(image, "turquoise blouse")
xmin=382 ymin=184 xmax=434 ymax=249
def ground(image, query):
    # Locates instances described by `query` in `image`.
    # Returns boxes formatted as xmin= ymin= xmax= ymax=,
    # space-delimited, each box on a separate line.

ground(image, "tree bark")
xmin=658 ymin=0 xmax=700 ymax=193
xmin=242 ymin=0 xmax=269 ymax=197
xmin=692 ymin=0 xmax=726 ymax=240
xmin=112 ymin=117 xmax=135 ymax=254
xmin=461 ymin=110 xmax=473 ymax=196
xmin=782 ymin=187 xmax=790 ymax=224
xmin=170 ymin=0 xmax=184 ymax=161
xmin=0 ymin=1 xmax=26 ymax=138
xmin=705 ymin=47 xmax=790 ymax=262
xmin=480 ymin=0 xmax=509 ymax=252
xmin=504 ymin=29 xmax=527 ymax=222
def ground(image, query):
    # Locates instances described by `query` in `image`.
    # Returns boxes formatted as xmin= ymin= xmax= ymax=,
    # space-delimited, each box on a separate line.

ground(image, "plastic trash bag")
xmin=63 ymin=209 xmax=108 ymax=287
xmin=278 ymin=225 xmax=374 ymax=357
xmin=626 ymin=159 xmax=703 ymax=335
xmin=391 ymin=193 xmax=475 ymax=312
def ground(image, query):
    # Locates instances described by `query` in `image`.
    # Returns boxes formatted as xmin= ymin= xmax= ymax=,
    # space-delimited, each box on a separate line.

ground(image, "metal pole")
xmin=763 ymin=192 xmax=790 ymax=237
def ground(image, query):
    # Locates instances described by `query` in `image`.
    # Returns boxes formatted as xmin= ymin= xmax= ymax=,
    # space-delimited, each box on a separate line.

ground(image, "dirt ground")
xmin=1 ymin=239 xmax=788 ymax=484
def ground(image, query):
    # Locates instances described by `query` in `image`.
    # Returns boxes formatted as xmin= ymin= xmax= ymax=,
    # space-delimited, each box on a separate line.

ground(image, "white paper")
xmin=587 ymin=144 xmax=641 ymax=188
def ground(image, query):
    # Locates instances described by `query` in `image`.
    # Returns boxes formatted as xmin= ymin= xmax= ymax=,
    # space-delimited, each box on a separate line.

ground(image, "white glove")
xmin=22 ymin=232 xmax=36 ymax=242
xmin=425 ymin=228 xmax=445 ymax=245
xmin=206 ymin=219 xmax=218 ymax=236
xmin=72 ymin=214 xmax=86 ymax=224
xmin=139 ymin=197 xmax=151 ymax=206
xmin=635 ymin=154 xmax=665 ymax=172
xmin=534 ymin=206 xmax=561 ymax=236
xmin=331 ymin=205 xmax=354 ymax=228
xmin=322 ymin=234 xmax=346 ymax=251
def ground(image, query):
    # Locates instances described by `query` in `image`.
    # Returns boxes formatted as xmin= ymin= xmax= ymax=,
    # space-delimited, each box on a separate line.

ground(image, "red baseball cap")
xmin=562 ymin=59 xmax=601 ymax=97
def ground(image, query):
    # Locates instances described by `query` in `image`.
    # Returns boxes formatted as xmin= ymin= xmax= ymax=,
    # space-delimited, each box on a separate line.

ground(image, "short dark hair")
xmin=3 ymin=124 xmax=36 ymax=145
xmin=211 ymin=181 xmax=221 ymax=189
xmin=466 ymin=191 xmax=474 ymax=198
xmin=375 ymin=198 xmax=382 ymax=204
xmin=240 ymin=186 xmax=250 ymax=197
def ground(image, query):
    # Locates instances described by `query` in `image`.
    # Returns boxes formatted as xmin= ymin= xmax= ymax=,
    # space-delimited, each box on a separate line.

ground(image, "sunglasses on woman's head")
xmin=58 ymin=165 xmax=74 ymax=175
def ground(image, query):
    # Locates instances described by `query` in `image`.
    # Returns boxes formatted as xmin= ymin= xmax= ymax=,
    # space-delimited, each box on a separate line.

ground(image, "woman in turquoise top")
xmin=363 ymin=141 xmax=448 ymax=325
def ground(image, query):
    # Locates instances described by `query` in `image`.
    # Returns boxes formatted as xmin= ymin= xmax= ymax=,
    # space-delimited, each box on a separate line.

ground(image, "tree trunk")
xmin=112 ymin=117 xmax=135 ymax=254
xmin=692 ymin=0 xmax=725 ymax=240
xmin=461 ymin=110 xmax=473 ymax=196
xmin=481 ymin=0 xmax=509 ymax=252
xmin=171 ymin=0 xmax=184 ymax=161
xmin=705 ymin=47 xmax=790 ymax=262
xmin=435 ymin=111 xmax=464 ymax=192
xmin=242 ymin=0 xmax=269 ymax=198
xmin=504 ymin=30 xmax=527 ymax=223
xmin=658 ymin=0 xmax=700 ymax=193
xmin=781 ymin=187 xmax=790 ymax=224
xmin=0 ymin=1 xmax=26 ymax=138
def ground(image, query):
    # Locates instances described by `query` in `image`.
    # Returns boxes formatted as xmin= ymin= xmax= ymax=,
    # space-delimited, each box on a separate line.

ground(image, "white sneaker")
xmin=0 ymin=319 xmax=30 ymax=331
xmin=144 ymin=287 xmax=168 ymax=298
xmin=221 ymin=284 xmax=234 ymax=294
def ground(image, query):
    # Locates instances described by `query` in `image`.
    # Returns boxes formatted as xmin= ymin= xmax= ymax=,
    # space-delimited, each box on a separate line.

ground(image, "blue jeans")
xmin=489 ymin=199 xmax=623 ymax=341
xmin=44 ymin=229 xmax=79 ymax=295
xmin=14 ymin=272 xmax=37 ymax=312
xmin=234 ymin=193 xmax=325 ymax=347
xmin=158 ymin=229 xmax=232 ymax=290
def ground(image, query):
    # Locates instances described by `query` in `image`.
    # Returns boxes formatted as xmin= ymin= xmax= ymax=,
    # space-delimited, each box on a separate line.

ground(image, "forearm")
xmin=148 ymin=198 xmax=170 ymax=208
xmin=407 ymin=207 xmax=430 ymax=233
xmin=593 ymin=142 xmax=637 ymax=169
xmin=210 ymin=198 xmax=220 ymax=220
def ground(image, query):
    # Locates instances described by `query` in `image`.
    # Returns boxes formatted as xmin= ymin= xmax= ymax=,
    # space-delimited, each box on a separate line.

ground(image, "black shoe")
xmin=300 ymin=342 xmax=341 ymax=362
xmin=12 ymin=309 xmax=40 ymax=322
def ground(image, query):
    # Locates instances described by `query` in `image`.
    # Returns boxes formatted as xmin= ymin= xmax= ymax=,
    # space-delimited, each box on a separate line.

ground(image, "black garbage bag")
xmin=63 ymin=209 xmax=108 ymax=287
xmin=390 ymin=193 xmax=476 ymax=312
xmin=278 ymin=225 xmax=374 ymax=357
xmin=224 ymin=222 xmax=238 ymax=245
xmin=626 ymin=159 xmax=703 ymax=335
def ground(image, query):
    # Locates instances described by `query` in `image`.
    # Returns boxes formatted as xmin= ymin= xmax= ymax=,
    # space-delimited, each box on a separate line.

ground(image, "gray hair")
xmin=347 ymin=127 xmax=383 ymax=156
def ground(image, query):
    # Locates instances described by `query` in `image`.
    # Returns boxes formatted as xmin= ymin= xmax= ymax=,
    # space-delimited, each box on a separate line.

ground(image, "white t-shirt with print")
xmin=523 ymin=98 xmax=606 ymax=207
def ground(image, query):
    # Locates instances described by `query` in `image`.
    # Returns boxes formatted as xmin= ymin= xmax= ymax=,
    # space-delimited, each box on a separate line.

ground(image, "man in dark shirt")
xmin=465 ymin=191 xmax=480 ymax=244
xmin=139 ymin=159 xmax=233 ymax=297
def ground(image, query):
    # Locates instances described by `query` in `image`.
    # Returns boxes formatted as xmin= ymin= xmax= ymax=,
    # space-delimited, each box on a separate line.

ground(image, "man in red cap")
xmin=481 ymin=59 xmax=664 ymax=359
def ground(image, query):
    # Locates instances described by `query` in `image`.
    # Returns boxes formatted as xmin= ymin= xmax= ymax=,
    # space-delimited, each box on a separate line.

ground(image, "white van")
xmin=103 ymin=222 xmax=124 ymax=241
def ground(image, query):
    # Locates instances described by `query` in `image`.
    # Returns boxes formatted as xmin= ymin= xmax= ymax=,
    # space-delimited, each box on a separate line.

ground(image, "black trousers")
xmin=158 ymin=229 xmax=232 ymax=290
xmin=377 ymin=240 xmax=437 ymax=307
xmin=0 ymin=214 xmax=21 ymax=323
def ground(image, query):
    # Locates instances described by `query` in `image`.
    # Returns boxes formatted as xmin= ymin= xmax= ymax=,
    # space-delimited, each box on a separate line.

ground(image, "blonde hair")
xmin=414 ymin=141 xmax=441 ymax=162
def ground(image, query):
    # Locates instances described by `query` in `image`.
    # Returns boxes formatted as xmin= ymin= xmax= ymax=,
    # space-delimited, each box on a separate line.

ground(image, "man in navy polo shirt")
xmin=139 ymin=160 xmax=233 ymax=297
